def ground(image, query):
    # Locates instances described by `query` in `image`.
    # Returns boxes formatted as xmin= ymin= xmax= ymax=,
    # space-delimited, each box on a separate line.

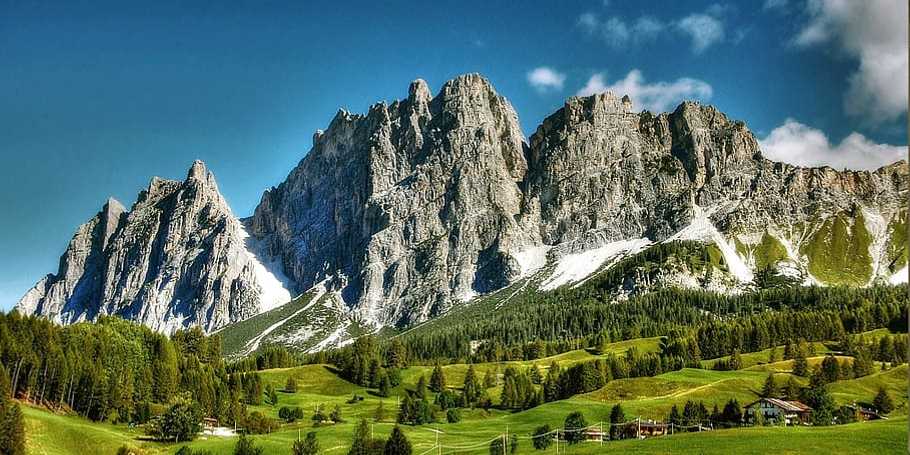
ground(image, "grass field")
xmin=22 ymin=333 xmax=910 ymax=454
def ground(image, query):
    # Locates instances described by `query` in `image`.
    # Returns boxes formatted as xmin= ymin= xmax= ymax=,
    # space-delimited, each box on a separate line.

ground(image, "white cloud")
xmin=527 ymin=67 xmax=566 ymax=92
xmin=577 ymin=13 xmax=664 ymax=48
xmin=759 ymin=119 xmax=907 ymax=170
xmin=578 ymin=6 xmax=731 ymax=53
xmin=795 ymin=0 xmax=908 ymax=123
xmin=576 ymin=70 xmax=713 ymax=113
xmin=676 ymin=13 xmax=725 ymax=53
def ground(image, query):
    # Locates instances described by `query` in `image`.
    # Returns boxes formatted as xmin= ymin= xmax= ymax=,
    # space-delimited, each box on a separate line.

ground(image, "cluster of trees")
xmin=667 ymin=400 xmax=742 ymax=429
xmin=0 ymin=312 xmax=303 ymax=444
xmin=347 ymin=419 xmax=412 ymax=455
xmin=226 ymin=346 xmax=300 ymax=373
xmin=393 ymin=274 xmax=906 ymax=363
xmin=332 ymin=336 xmax=404 ymax=397
xmin=541 ymin=347 xmax=694 ymax=404
xmin=0 ymin=364 xmax=25 ymax=454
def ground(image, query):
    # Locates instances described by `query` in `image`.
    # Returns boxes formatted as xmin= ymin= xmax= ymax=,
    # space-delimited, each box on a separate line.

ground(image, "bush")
xmin=563 ymin=411 xmax=587 ymax=444
xmin=245 ymin=411 xmax=277 ymax=434
xmin=234 ymin=434 xmax=263 ymax=455
xmin=293 ymin=432 xmax=320 ymax=455
xmin=874 ymin=387 xmax=894 ymax=413
xmin=446 ymin=408 xmax=461 ymax=424
xmin=147 ymin=395 xmax=202 ymax=442
xmin=116 ymin=446 xmax=144 ymax=455
xmin=532 ymin=425 xmax=552 ymax=450
xmin=285 ymin=377 xmax=298 ymax=393
xmin=279 ymin=406 xmax=305 ymax=423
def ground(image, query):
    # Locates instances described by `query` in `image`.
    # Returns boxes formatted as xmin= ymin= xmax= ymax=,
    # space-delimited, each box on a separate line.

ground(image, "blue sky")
xmin=1 ymin=0 xmax=907 ymax=309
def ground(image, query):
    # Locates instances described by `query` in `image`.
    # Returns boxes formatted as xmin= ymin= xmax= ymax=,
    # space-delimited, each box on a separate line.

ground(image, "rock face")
xmin=19 ymin=74 xmax=909 ymax=337
xmin=250 ymin=75 xmax=533 ymax=325
xmin=17 ymin=161 xmax=291 ymax=333
xmin=249 ymin=74 xmax=909 ymax=331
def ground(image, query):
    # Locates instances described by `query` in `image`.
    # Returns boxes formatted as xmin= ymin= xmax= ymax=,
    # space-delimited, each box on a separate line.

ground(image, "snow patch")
xmin=889 ymin=266 xmax=908 ymax=285
xmin=238 ymin=224 xmax=293 ymax=313
xmin=667 ymin=205 xmax=753 ymax=283
xmin=511 ymin=245 xmax=552 ymax=278
xmin=861 ymin=207 xmax=889 ymax=284
xmin=540 ymin=238 xmax=651 ymax=291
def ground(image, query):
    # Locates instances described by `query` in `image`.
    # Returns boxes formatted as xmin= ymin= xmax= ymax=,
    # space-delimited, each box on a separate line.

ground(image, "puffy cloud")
xmin=675 ymin=13 xmax=725 ymax=53
xmin=795 ymin=0 xmax=908 ymax=123
xmin=578 ymin=6 xmax=729 ymax=54
xmin=576 ymin=70 xmax=713 ymax=113
xmin=759 ymin=119 xmax=906 ymax=170
xmin=527 ymin=67 xmax=566 ymax=92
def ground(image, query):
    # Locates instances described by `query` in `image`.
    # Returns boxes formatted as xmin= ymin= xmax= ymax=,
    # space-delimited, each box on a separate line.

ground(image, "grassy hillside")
xmin=22 ymin=334 xmax=909 ymax=454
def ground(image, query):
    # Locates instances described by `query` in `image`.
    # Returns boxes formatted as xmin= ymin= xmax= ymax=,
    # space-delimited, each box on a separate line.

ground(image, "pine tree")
xmin=234 ymin=434 xmax=263 ymax=455
xmin=374 ymin=400 xmax=386 ymax=422
xmin=384 ymin=425 xmax=412 ymax=455
xmin=265 ymin=384 xmax=279 ymax=406
xmin=462 ymin=365 xmax=479 ymax=405
xmin=483 ymin=367 xmax=497 ymax=389
xmin=729 ymin=349 xmax=743 ymax=370
xmin=0 ymin=400 xmax=25 ymax=455
xmin=415 ymin=375 xmax=427 ymax=400
xmin=348 ymin=418 xmax=372 ymax=455
xmin=429 ymin=363 xmax=446 ymax=392
xmin=563 ymin=411 xmax=587 ymax=444
xmin=330 ymin=404 xmax=344 ymax=423
xmin=285 ymin=376 xmax=297 ymax=393
xmin=528 ymin=364 xmax=542 ymax=384
xmin=785 ymin=377 xmax=801 ymax=401
xmin=793 ymin=352 xmax=808 ymax=377
xmin=377 ymin=371 xmax=391 ymax=398
xmin=293 ymin=432 xmax=319 ymax=455
xmin=668 ymin=404 xmax=681 ymax=425
xmin=761 ymin=373 xmax=779 ymax=398
xmin=873 ymin=387 xmax=894 ymax=414
xmin=532 ymin=425 xmax=552 ymax=450
xmin=609 ymin=404 xmax=626 ymax=440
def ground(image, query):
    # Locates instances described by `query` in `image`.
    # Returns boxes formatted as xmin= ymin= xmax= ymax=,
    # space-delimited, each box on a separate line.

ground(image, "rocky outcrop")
xmin=17 ymin=161 xmax=291 ymax=333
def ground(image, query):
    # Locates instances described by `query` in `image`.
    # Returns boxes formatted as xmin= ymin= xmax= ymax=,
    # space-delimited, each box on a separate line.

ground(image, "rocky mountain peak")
xmin=19 ymin=74 xmax=908 ymax=346
xmin=16 ymin=160 xmax=283 ymax=334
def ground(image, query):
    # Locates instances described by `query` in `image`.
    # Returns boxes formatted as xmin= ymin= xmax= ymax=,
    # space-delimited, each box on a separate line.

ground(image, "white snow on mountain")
xmin=889 ymin=266 xmax=908 ymax=285
xmin=512 ymin=245 xmax=552 ymax=278
xmin=540 ymin=238 xmax=651 ymax=291
xmin=668 ymin=205 xmax=754 ymax=283
xmin=238 ymin=224 xmax=293 ymax=313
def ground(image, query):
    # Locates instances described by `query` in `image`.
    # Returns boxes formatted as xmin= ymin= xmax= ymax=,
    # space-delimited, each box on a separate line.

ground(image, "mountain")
xmin=16 ymin=161 xmax=292 ymax=333
xmin=17 ymin=73 xmax=908 ymax=346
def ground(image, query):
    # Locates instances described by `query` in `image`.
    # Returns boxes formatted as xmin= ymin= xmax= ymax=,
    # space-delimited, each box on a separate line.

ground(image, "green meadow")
xmin=21 ymin=336 xmax=909 ymax=454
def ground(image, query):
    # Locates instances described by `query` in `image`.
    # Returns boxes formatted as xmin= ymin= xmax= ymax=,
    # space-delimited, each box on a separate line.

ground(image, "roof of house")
xmin=747 ymin=398 xmax=813 ymax=412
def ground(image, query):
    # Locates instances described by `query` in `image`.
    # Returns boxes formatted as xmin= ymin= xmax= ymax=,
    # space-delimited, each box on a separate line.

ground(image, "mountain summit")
xmin=17 ymin=74 xmax=908 ymax=341
xmin=17 ymin=160 xmax=292 ymax=333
